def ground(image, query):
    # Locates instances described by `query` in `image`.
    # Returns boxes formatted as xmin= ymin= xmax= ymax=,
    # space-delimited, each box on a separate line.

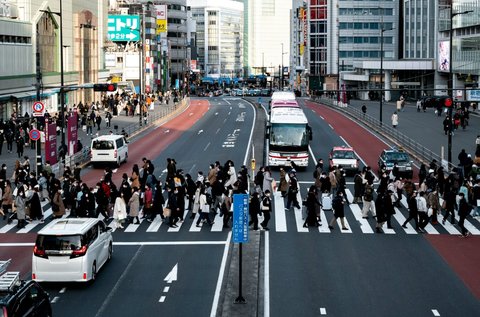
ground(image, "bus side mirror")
xmin=307 ymin=126 xmax=312 ymax=140
xmin=265 ymin=125 xmax=270 ymax=139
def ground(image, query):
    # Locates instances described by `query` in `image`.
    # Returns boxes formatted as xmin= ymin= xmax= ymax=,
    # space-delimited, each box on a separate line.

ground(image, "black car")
xmin=378 ymin=148 xmax=414 ymax=179
xmin=0 ymin=261 xmax=52 ymax=317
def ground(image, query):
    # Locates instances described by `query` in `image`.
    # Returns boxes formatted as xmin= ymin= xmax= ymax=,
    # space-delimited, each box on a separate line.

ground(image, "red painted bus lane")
xmin=305 ymin=101 xmax=419 ymax=181
xmin=82 ymin=100 xmax=210 ymax=186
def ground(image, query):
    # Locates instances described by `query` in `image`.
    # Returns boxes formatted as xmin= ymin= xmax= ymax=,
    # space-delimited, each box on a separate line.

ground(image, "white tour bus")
xmin=266 ymin=105 xmax=312 ymax=167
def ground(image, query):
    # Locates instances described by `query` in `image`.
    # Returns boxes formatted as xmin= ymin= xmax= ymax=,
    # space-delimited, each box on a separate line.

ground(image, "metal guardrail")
xmin=51 ymin=98 xmax=189 ymax=178
xmin=313 ymin=97 xmax=456 ymax=172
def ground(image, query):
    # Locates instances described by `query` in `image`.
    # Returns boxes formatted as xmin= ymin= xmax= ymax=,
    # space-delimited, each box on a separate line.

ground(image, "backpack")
xmin=364 ymin=185 xmax=374 ymax=201
xmin=206 ymin=193 xmax=213 ymax=205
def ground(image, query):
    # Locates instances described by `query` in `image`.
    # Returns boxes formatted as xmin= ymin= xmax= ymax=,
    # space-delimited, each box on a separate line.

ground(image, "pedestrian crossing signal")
xmin=444 ymin=97 xmax=453 ymax=107
xmin=93 ymin=84 xmax=117 ymax=92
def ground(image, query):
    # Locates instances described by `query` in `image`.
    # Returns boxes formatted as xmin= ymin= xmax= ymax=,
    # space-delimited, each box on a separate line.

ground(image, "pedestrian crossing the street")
xmin=1 ymin=188 xmax=480 ymax=235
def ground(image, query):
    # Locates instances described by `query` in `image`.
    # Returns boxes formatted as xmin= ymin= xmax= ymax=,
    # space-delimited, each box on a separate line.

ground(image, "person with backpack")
xmin=196 ymin=186 xmax=214 ymax=227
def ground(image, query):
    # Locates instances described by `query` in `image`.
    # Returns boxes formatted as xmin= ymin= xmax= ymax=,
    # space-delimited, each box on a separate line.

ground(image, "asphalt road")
xmin=1 ymin=96 xmax=480 ymax=317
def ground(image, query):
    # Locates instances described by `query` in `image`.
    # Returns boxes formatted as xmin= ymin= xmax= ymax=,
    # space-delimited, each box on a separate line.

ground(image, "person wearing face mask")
xmin=260 ymin=190 xmax=272 ymax=230
xmin=15 ymin=186 xmax=27 ymax=229
xmin=224 ymin=160 xmax=237 ymax=189
xmin=52 ymin=188 xmax=66 ymax=219
xmin=328 ymin=191 xmax=349 ymax=230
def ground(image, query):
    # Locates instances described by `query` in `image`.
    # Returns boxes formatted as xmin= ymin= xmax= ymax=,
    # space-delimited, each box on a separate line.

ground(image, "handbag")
xmin=163 ymin=207 xmax=171 ymax=217
xmin=427 ymin=208 xmax=433 ymax=217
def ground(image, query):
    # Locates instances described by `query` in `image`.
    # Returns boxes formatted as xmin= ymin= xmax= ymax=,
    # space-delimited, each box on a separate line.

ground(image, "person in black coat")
xmin=303 ymin=185 xmax=322 ymax=227
xmin=249 ymin=191 xmax=261 ymax=230
xmin=28 ymin=185 xmax=43 ymax=221
xmin=457 ymin=192 xmax=471 ymax=237
xmin=375 ymin=192 xmax=386 ymax=233
xmin=328 ymin=192 xmax=348 ymax=230
xmin=260 ymin=190 xmax=272 ymax=230
xmin=402 ymin=191 xmax=419 ymax=229
xmin=384 ymin=190 xmax=395 ymax=229
xmin=152 ymin=182 xmax=165 ymax=220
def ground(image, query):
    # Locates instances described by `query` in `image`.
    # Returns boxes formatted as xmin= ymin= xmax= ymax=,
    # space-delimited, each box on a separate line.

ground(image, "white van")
xmin=32 ymin=218 xmax=113 ymax=282
xmin=90 ymin=134 xmax=128 ymax=167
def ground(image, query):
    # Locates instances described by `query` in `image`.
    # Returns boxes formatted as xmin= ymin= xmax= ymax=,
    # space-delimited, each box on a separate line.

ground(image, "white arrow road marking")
xmin=320 ymin=307 xmax=327 ymax=315
xmin=198 ymin=129 xmax=204 ymax=135
xmin=164 ymin=129 xmax=170 ymax=134
xmin=189 ymin=112 xmax=194 ymax=116
xmin=164 ymin=263 xmax=178 ymax=284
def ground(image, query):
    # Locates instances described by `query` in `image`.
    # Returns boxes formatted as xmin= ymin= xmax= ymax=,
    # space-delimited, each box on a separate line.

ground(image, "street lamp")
xmin=41 ymin=1 xmax=66 ymax=157
xmin=379 ymin=24 xmax=393 ymax=125
xmin=281 ymin=43 xmax=288 ymax=90
xmin=447 ymin=6 xmax=473 ymax=165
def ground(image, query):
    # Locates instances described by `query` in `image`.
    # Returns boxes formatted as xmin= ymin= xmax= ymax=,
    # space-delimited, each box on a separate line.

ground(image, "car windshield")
xmin=35 ymin=235 xmax=83 ymax=252
xmin=92 ymin=140 xmax=114 ymax=150
xmin=385 ymin=152 xmax=409 ymax=162
xmin=332 ymin=150 xmax=355 ymax=159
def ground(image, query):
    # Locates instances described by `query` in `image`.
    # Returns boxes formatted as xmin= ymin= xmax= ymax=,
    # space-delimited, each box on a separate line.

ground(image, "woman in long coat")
xmin=52 ymin=188 xmax=66 ymax=219
xmin=113 ymin=193 xmax=127 ymax=228
xmin=262 ymin=167 xmax=273 ymax=194
xmin=278 ymin=167 xmax=289 ymax=198
xmin=304 ymin=185 xmax=322 ymax=227
xmin=128 ymin=187 xmax=140 ymax=224
xmin=15 ymin=187 xmax=27 ymax=229
xmin=28 ymin=185 xmax=43 ymax=221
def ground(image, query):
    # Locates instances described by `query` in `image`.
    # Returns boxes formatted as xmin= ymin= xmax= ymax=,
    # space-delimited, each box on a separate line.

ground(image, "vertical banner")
xmin=233 ymin=194 xmax=249 ymax=243
xmin=45 ymin=122 xmax=57 ymax=164
xmin=67 ymin=112 xmax=78 ymax=156
xmin=155 ymin=4 xmax=168 ymax=34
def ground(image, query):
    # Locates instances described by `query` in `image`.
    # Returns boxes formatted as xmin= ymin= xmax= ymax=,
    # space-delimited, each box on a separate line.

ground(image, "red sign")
xmin=45 ymin=122 xmax=57 ymax=165
xmin=29 ymin=129 xmax=41 ymax=141
xmin=32 ymin=101 xmax=45 ymax=117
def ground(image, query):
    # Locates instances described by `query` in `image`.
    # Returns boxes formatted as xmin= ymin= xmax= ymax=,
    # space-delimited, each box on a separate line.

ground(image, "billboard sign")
xmin=108 ymin=15 xmax=140 ymax=42
xmin=438 ymin=41 xmax=450 ymax=72
xmin=467 ymin=89 xmax=480 ymax=101
xmin=233 ymin=194 xmax=249 ymax=243
xmin=155 ymin=4 xmax=168 ymax=34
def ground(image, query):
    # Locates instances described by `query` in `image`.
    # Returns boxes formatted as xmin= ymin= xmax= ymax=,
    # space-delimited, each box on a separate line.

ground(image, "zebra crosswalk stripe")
xmin=392 ymin=207 xmax=417 ymax=234
xmin=146 ymin=214 xmax=164 ymax=232
xmin=345 ymin=189 xmax=374 ymax=234
xmin=274 ymin=192 xmax=287 ymax=232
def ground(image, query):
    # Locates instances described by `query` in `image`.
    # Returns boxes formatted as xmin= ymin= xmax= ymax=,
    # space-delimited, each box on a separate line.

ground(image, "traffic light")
xmin=93 ymin=83 xmax=117 ymax=92
xmin=444 ymin=97 xmax=453 ymax=108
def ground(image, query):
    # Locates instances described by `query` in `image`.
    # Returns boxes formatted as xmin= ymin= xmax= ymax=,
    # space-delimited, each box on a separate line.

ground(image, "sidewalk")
xmin=0 ymin=99 xmax=178 ymax=175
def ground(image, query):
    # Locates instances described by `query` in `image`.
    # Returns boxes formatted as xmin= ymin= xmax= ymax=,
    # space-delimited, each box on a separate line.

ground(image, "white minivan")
xmin=90 ymin=134 xmax=128 ymax=167
xmin=32 ymin=218 xmax=113 ymax=282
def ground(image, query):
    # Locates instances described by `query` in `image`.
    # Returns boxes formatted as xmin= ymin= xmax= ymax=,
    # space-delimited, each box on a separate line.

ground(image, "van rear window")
xmin=92 ymin=140 xmax=115 ymax=150
xmin=35 ymin=235 xmax=83 ymax=252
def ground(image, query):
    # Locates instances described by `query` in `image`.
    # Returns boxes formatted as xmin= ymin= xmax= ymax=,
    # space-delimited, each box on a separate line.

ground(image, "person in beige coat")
xmin=52 ymin=188 xmax=66 ymax=219
xmin=128 ymin=187 xmax=141 ymax=224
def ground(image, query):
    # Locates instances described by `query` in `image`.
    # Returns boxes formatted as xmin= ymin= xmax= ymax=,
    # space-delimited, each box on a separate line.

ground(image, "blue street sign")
xmin=108 ymin=15 xmax=140 ymax=42
xmin=233 ymin=194 xmax=249 ymax=243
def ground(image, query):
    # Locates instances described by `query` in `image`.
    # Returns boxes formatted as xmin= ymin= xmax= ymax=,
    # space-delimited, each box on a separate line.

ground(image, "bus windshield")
xmin=270 ymin=123 xmax=309 ymax=148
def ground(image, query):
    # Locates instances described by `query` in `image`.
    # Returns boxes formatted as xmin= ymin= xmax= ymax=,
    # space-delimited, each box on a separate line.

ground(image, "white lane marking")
xmin=124 ymin=218 xmax=144 ymax=232
xmin=294 ymin=190 xmax=308 ymax=232
xmin=204 ymin=142 xmax=211 ymax=152
xmin=328 ymin=124 xmax=334 ymax=130
xmin=432 ymin=309 xmax=440 ymax=316
xmin=167 ymin=210 xmax=188 ymax=232
xmin=159 ymin=296 xmax=166 ymax=303
xmin=211 ymin=214 xmax=224 ymax=232
xmin=210 ymin=232 xmax=232 ymax=317
xmin=51 ymin=296 xmax=60 ymax=304
xmin=393 ymin=207 xmax=417 ymax=234
xmin=189 ymin=213 xmax=202 ymax=232
xmin=346 ymin=190 xmax=374 ymax=234
xmin=309 ymin=145 xmax=317 ymax=165
xmin=223 ymin=118 xmax=227 ymax=123
xmin=320 ymin=307 xmax=327 ymax=315
xmin=198 ymin=129 xmax=204 ymax=135
xmin=274 ymin=192 xmax=287 ymax=232
xmin=163 ymin=286 xmax=170 ymax=293
xmin=59 ymin=287 xmax=66 ymax=294
xmin=223 ymin=99 xmax=231 ymax=105
xmin=215 ymin=128 xmax=221 ymax=134
xmin=228 ymin=111 xmax=231 ymax=115
xmin=94 ymin=246 xmax=144 ymax=317
xmin=264 ymin=231 xmax=270 ymax=317
xmin=0 ymin=222 xmax=16 ymax=233
xmin=319 ymin=115 xmax=325 ymax=120
xmin=318 ymin=209 xmax=331 ymax=233
xmin=0 ymin=241 xmax=229 ymax=247
xmin=146 ymin=215 xmax=164 ymax=232
xmin=164 ymin=129 xmax=170 ymax=134
xmin=164 ymin=263 xmax=178 ymax=283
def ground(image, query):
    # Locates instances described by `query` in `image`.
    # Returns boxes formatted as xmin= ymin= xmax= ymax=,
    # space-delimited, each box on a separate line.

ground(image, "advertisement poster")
xmin=438 ymin=41 xmax=450 ymax=72
xmin=67 ymin=113 xmax=78 ymax=156
xmin=45 ymin=122 xmax=57 ymax=165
